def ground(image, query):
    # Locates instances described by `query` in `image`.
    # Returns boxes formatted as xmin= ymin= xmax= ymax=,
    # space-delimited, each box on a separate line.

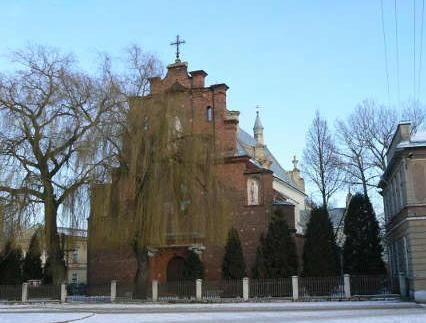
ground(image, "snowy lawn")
xmin=0 ymin=301 xmax=425 ymax=322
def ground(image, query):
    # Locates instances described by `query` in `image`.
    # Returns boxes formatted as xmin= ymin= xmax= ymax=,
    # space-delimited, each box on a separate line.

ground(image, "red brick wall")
xmin=88 ymin=62 xmax=299 ymax=284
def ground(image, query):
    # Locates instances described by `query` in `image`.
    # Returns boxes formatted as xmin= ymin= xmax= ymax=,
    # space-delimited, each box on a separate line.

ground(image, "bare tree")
xmin=336 ymin=119 xmax=371 ymax=197
xmin=0 ymin=46 xmax=119 ymax=282
xmin=336 ymin=99 xmax=426 ymax=203
xmin=303 ymin=111 xmax=343 ymax=208
xmin=401 ymin=100 xmax=426 ymax=135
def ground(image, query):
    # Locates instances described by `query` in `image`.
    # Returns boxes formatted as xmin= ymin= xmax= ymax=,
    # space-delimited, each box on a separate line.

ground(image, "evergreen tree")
xmin=42 ymin=257 xmax=53 ymax=284
xmin=252 ymin=234 xmax=266 ymax=279
xmin=343 ymin=193 xmax=386 ymax=275
xmin=183 ymin=250 xmax=204 ymax=280
xmin=0 ymin=241 xmax=23 ymax=284
xmin=303 ymin=206 xmax=339 ymax=276
xmin=254 ymin=208 xmax=298 ymax=278
xmin=222 ymin=227 xmax=246 ymax=279
xmin=23 ymin=231 xmax=43 ymax=281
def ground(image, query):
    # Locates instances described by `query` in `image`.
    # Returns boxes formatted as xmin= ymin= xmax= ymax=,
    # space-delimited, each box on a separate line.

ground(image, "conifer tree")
xmin=183 ymin=250 xmax=204 ymax=280
xmin=0 ymin=241 xmax=23 ymax=284
xmin=23 ymin=231 xmax=43 ymax=281
xmin=303 ymin=206 xmax=339 ymax=276
xmin=343 ymin=193 xmax=386 ymax=275
xmin=252 ymin=234 xmax=266 ymax=278
xmin=254 ymin=208 xmax=298 ymax=278
xmin=42 ymin=257 xmax=53 ymax=284
xmin=222 ymin=227 xmax=246 ymax=279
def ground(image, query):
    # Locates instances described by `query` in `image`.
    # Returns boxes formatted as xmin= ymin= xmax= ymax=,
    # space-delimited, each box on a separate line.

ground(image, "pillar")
xmin=61 ymin=283 xmax=67 ymax=303
xmin=243 ymin=277 xmax=249 ymax=301
xmin=196 ymin=279 xmax=202 ymax=301
xmin=152 ymin=280 xmax=158 ymax=302
xmin=399 ymin=272 xmax=407 ymax=298
xmin=292 ymin=276 xmax=299 ymax=301
xmin=344 ymin=274 xmax=351 ymax=298
xmin=21 ymin=283 xmax=28 ymax=303
xmin=110 ymin=280 xmax=117 ymax=303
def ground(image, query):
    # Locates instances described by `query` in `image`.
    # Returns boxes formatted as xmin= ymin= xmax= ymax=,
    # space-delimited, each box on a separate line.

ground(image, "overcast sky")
xmin=1 ymin=0 xmax=424 ymax=207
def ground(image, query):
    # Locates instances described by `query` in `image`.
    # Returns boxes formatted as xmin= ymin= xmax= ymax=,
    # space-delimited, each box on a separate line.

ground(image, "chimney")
xmin=190 ymin=70 xmax=208 ymax=88
xmin=148 ymin=77 xmax=161 ymax=95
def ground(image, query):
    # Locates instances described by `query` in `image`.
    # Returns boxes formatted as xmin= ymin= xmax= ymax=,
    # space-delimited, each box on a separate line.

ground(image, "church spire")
xmin=254 ymin=111 xmax=264 ymax=131
xmin=253 ymin=109 xmax=270 ymax=168
xmin=253 ymin=110 xmax=264 ymax=146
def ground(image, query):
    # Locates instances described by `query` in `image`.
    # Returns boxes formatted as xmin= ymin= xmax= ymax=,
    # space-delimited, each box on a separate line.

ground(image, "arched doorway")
xmin=167 ymin=256 xmax=185 ymax=281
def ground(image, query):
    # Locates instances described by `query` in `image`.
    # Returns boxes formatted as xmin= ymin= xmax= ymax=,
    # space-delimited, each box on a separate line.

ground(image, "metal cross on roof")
xmin=170 ymin=34 xmax=186 ymax=61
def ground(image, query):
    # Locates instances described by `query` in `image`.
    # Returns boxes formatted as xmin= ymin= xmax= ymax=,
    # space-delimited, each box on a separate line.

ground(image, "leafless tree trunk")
xmin=302 ymin=111 xmax=343 ymax=208
xmin=336 ymin=109 xmax=377 ymax=197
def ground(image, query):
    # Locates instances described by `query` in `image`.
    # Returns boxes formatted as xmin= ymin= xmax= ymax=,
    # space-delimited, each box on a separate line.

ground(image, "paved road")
xmin=0 ymin=301 xmax=425 ymax=322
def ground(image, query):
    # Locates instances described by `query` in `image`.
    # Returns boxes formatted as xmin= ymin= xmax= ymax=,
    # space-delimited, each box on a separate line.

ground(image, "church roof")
xmin=236 ymin=128 xmax=295 ymax=187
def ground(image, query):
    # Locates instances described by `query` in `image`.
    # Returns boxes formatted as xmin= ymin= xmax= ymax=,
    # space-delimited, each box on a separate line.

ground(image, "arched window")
xmin=206 ymin=106 xmax=213 ymax=122
xmin=247 ymin=177 xmax=260 ymax=205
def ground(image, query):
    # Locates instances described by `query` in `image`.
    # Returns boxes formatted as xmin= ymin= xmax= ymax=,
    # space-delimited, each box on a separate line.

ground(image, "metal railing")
xmin=158 ymin=280 xmax=194 ymax=300
xmin=28 ymin=284 xmax=61 ymax=301
xmin=0 ymin=285 xmax=21 ymax=302
xmin=203 ymin=280 xmax=242 ymax=299
xmin=350 ymin=275 xmax=399 ymax=296
xmin=1 ymin=275 xmax=406 ymax=304
xmin=250 ymin=278 xmax=292 ymax=298
xmin=86 ymin=282 xmax=110 ymax=296
xmin=299 ymin=276 xmax=344 ymax=298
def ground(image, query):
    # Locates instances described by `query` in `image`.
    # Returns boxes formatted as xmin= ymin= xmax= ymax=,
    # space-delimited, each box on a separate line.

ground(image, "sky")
xmin=1 ymin=0 xmax=425 ymax=207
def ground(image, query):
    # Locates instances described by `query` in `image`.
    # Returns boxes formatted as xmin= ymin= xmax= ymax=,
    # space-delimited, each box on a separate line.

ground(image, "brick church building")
xmin=88 ymin=57 xmax=308 ymax=284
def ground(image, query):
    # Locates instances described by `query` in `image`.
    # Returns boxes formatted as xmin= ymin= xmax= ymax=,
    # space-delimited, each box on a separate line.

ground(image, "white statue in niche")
xmin=247 ymin=177 xmax=260 ymax=205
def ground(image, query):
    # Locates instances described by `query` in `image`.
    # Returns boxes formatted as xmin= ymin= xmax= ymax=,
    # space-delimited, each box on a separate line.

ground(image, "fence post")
xmin=243 ymin=277 xmax=249 ymax=301
xmin=152 ymin=280 xmax=158 ymax=302
xmin=21 ymin=282 xmax=28 ymax=303
xmin=292 ymin=275 xmax=299 ymax=301
xmin=196 ymin=279 xmax=202 ymax=301
xmin=61 ymin=283 xmax=67 ymax=303
xmin=344 ymin=274 xmax=351 ymax=298
xmin=399 ymin=272 xmax=407 ymax=298
xmin=110 ymin=280 xmax=117 ymax=303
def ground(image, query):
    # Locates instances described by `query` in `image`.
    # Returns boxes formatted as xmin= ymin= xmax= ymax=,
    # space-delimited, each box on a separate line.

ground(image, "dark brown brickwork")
xmin=88 ymin=61 xmax=301 ymax=284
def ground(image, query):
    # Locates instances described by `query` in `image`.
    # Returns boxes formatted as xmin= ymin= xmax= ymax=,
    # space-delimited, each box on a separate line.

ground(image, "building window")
xmin=399 ymin=167 xmax=405 ymax=208
xmin=72 ymin=249 xmax=79 ymax=263
xmin=71 ymin=272 xmax=78 ymax=284
xmin=395 ymin=174 xmax=400 ymax=211
xmin=247 ymin=177 xmax=260 ymax=205
xmin=206 ymin=106 xmax=213 ymax=122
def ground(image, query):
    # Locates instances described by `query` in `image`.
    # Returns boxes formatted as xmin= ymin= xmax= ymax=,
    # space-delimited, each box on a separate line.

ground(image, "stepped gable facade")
xmin=88 ymin=59 xmax=307 ymax=284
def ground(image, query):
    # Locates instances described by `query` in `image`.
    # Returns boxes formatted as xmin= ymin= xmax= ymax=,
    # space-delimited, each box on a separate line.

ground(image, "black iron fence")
xmin=350 ymin=275 xmax=399 ymax=296
xmin=250 ymin=278 xmax=292 ymax=298
xmin=0 ymin=285 xmax=21 ymax=302
xmin=299 ymin=276 xmax=345 ymax=299
xmin=28 ymin=284 xmax=61 ymax=301
xmin=0 ymin=275 xmax=405 ymax=303
xmin=158 ymin=280 xmax=194 ymax=300
xmin=203 ymin=280 xmax=242 ymax=299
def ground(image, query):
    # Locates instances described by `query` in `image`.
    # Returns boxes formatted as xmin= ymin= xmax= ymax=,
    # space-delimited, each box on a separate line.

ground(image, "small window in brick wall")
xmin=247 ymin=177 xmax=260 ymax=205
xmin=207 ymin=106 xmax=213 ymax=122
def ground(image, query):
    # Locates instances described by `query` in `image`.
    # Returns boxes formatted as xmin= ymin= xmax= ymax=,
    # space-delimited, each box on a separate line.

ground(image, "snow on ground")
xmin=0 ymin=301 xmax=425 ymax=323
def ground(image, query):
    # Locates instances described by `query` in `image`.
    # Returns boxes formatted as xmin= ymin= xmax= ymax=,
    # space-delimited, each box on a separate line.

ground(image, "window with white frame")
xmin=72 ymin=249 xmax=79 ymax=263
